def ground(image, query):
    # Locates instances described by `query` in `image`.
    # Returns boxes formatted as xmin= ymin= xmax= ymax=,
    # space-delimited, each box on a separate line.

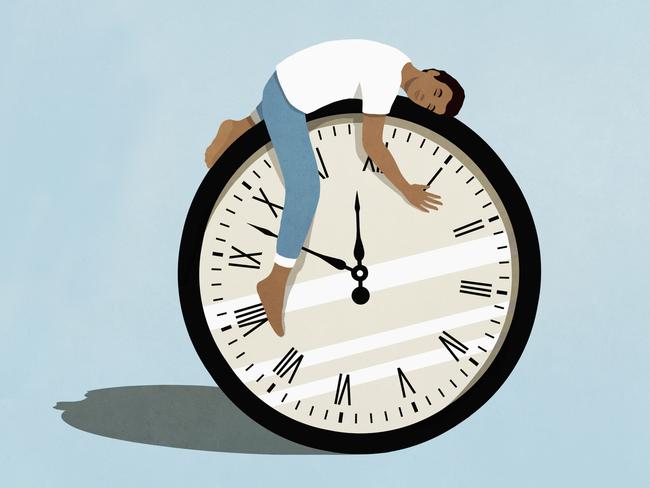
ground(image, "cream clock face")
xmin=179 ymin=98 xmax=540 ymax=453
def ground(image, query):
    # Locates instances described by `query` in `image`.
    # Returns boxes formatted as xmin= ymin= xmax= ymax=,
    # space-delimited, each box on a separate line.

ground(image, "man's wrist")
xmin=396 ymin=179 xmax=410 ymax=194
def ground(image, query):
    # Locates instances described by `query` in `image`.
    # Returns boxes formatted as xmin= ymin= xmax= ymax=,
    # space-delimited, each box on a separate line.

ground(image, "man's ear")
xmin=426 ymin=69 xmax=440 ymax=78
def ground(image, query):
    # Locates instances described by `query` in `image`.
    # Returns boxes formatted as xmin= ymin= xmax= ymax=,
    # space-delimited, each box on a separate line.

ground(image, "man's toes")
xmin=265 ymin=308 xmax=285 ymax=337
xmin=270 ymin=320 xmax=285 ymax=337
xmin=257 ymin=280 xmax=286 ymax=337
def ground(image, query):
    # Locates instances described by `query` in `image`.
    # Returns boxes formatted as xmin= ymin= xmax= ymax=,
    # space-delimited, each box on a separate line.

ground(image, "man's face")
xmin=406 ymin=70 xmax=453 ymax=115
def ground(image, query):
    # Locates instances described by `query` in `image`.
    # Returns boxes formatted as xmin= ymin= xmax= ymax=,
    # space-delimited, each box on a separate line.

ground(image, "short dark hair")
xmin=423 ymin=68 xmax=465 ymax=117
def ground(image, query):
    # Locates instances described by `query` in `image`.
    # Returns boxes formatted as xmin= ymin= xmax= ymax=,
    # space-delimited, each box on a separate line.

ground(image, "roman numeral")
xmin=252 ymin=188 xmax=283 ymax=218
xmin=334 ymin=373 xmax=351 ymax=405
xmin=228 ymin=245 xmax=262 ymax=269
xmin=459 ymin=279 xmax=492 ymax=297
xmin=316 ymin=147 xmax=329 ymax=179
xmin=272 ymin=347 xmax=303 ymax=384
xmin=453 ymin=218 xmax=485 ymax=238
xmin=438 ymin=331 xmax=469 ymax=362
xmin=397 ymin=367 xmax=416 ymax=398
xmin=362 ymin=156 xmax=382 ymax=173
xmin=234 ymin=303 xmax=268 ymax=337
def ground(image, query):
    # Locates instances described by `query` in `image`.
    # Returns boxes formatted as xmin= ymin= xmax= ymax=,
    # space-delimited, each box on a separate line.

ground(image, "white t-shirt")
xmin=275 ymin=39 xmax=411 ymax=115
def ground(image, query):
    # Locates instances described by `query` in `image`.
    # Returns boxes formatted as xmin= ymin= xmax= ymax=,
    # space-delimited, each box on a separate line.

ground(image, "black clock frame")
xmin=178 ymin=96 xmax=541 ymax=454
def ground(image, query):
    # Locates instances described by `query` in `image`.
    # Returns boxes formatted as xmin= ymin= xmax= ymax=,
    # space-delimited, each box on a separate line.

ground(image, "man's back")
xmin=276 ymin=39 xmax=411 ymax=114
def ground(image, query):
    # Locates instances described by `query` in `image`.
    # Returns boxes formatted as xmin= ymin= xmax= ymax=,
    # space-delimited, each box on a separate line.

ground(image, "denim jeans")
xmin=251 ymin=71 xmax=320 ymax=266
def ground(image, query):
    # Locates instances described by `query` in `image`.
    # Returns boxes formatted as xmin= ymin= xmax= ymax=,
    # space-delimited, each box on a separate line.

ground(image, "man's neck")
xmin=401 ymin=62 xmax=420 ymax=91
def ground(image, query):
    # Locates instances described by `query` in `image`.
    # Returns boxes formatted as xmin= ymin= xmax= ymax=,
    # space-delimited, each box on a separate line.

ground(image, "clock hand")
xmin=248 ymin=223 xmax=352 ymax=271
xmin=353 ymin=192 xmax=365 ymax=264
xmin=351 ymin=192 xmax=370 ymax=305
xmin=206 ymin=234 xmax=510 ymax=318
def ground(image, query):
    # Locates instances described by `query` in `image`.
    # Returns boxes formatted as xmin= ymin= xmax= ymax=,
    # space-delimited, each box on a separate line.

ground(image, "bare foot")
xmin=204 ymin=117 xmax=254 ymax=169
xmin=256 ymin=263 xmax=292 ymax=337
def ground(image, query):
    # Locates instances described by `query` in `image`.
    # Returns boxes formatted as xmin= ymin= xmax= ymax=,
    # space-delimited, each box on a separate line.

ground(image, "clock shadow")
xmin=54 ymin=385 xmax=334 ymax=454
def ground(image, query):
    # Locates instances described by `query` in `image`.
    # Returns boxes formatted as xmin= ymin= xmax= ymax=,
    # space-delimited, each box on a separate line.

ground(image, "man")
xmin=204 ymin=39 xmax=465 ymax=337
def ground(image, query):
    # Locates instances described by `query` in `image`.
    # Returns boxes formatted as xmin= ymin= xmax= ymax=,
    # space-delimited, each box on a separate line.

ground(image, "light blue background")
xmin=2 ymin=1 xmax=648 ymax=486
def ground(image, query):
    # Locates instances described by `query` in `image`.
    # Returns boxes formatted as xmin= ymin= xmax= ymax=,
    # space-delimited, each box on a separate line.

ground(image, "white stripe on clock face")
xmin=203 ymin=232 xmax=511 ymax=326
xmin=234 ymin=301 xmax=507 ymax=384
xmin=261 ymin=335 xmax=494 ymax=407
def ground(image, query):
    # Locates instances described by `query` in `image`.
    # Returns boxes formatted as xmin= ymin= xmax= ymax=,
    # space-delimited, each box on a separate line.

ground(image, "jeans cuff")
xmin=274 ymin=253 xmax=296 ymax=268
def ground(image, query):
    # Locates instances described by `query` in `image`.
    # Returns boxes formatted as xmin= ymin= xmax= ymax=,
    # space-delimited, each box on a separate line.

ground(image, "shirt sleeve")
xmin=359 ymin=65 xmax=403 ymax=115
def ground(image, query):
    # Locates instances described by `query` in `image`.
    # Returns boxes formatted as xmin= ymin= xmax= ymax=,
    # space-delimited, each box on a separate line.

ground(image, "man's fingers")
xmin=424 ymin=195 xmax=443 ymax=206
xmin=421 ymin=200 xmax=439 ymax=210
xmin=421 ymin=186 xmax=441 ymax=198
xmin=423 ymin=192 xmax=442 ymax=202
xmin=424 ymin=193 xmax=442 ymax=202
xmin=409 ymin=186 xmax=441 ymax=212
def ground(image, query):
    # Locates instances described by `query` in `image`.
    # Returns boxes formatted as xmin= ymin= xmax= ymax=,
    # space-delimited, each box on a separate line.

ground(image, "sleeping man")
xmin=204 ymin=39 xmax=465 ymax=337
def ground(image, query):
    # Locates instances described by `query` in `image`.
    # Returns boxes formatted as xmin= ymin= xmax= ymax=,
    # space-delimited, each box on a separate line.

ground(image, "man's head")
xmin=403 ymin=67 xmax=465 ymax=116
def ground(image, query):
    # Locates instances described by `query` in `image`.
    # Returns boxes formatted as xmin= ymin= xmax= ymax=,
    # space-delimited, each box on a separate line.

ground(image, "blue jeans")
xmin=254 ymin=71 xmax=320 ymax=263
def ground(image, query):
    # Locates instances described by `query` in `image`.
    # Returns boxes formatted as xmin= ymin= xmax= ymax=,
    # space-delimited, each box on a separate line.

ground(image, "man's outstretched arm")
xmin=361 ymin=114 xmax=442 ymax=212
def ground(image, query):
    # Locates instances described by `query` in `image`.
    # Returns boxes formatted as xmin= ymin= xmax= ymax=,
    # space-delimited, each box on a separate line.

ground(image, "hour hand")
xmin=248 ymin=223 xmax=352 ymax=271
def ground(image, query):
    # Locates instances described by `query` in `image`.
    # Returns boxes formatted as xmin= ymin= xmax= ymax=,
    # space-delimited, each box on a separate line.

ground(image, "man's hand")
xmin=361 ymin=113 xmax=443 ymax=212
xmin=401 ymin=184 xmax=443 ymax=212
xmin=366 ymin=144 xmax=444 ymax=212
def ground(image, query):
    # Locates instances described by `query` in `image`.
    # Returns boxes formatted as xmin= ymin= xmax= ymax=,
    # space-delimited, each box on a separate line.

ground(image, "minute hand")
xmin=248 ymin=223 xmax=352 ymax=271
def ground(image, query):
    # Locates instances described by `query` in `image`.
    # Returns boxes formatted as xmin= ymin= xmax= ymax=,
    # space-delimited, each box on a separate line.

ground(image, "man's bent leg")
xmin=262 ymin=72 xmax=320 ymax=265
xmin=256 ymin=71 xmax=320 ymax=336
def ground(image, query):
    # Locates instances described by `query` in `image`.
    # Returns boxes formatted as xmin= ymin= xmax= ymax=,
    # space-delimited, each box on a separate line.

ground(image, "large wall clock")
xmin=178 ymin=96 xmax=541 ymax=454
